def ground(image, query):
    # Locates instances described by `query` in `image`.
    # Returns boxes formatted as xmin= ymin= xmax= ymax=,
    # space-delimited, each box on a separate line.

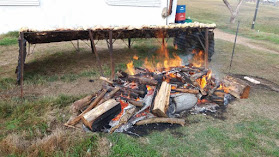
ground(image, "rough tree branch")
xmin=223 ymin=0 xmax=244 ymax=23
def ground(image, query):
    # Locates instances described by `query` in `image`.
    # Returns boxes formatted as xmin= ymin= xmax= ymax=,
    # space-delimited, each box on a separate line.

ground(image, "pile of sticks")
xmin=65 ymin=65 xmax=250 ymax=133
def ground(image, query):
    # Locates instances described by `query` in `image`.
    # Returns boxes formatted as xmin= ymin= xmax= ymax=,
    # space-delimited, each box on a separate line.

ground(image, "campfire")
xmin=65 ymin=43 xmax=250 ymax=134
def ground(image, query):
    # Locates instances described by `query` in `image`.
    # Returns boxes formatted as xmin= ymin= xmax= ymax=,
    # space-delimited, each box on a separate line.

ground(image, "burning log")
xmin=119 ymin=71 xmax=158 ymax=85
xmin=208 ymin=83 xmax=220 ymax=96
xmin=127 ymin=99 xmax=144 ymax=107
xmin=222 ymin=75 xmax=250 ymax=99
xmin=172 ymin=88 xmax=199 ymax=94
xmin=152 ymin=81 xmax=171 ymax=117
xmin=178 ymin=72 xmax=193 ymax=84
xmin=190 ymin=71 xmax=208 ymax=82
xmin=199 ymin=88 xmax=207 ymax=96
xmin=110 ymin=105 xmax=136 ymax=133
xmin=135 ymin=118 xmax=185 ymax=126
xmin=65 ymin=89 xmax=108 ymax=126
xmin=128 ymin=75 xmax=158 ymax=86
xmin=81 ymin=99 xmax=120 ymax=130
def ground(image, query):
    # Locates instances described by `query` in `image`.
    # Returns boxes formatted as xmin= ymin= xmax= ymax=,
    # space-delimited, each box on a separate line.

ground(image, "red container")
xmin=175 ymin=13 xmax=186 ymax=21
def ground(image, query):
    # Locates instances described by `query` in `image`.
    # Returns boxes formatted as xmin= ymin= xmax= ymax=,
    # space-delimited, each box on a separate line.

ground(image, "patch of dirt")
xmin=97 ymin=137 xmax=111 ymax=157
xmin=215 ymin=29 xmax=279 ymax=54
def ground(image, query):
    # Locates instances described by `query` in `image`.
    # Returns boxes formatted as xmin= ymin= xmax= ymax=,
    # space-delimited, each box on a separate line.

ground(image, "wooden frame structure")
xmin=17 ymin=26 xmax=215 ymax=97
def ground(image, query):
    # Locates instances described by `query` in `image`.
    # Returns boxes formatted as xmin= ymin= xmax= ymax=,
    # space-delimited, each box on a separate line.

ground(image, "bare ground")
xmin=214 ymin=29 xmax=279 ymax=54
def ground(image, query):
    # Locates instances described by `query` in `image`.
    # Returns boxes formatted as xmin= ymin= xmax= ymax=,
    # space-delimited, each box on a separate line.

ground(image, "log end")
xmin=240 ymin=85 xmax=250 ymax=99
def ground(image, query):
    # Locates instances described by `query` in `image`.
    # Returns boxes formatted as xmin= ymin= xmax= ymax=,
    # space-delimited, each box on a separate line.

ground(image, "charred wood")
xmin=135 ymin=117 xmax=185 ymax=126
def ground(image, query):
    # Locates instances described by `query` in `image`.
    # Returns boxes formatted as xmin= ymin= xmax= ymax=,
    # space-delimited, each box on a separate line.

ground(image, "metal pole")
xmin=229 ymin=21 xmax=240 ymax=73
xmin=204 ymin=28 xmax=209 ymax=69
xmin=251 ymin=0 xmax=260 ymax=29
xmin=109 ymin=31 xmax=115 ymax=79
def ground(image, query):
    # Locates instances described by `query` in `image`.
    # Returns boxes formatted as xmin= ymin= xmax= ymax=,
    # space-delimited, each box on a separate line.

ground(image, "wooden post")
xmin=109 ymin=31 xmax=115 ymax=79
xmin=89 ymin=30 xmax=104 ymax=76
xmin=19 ymin=32 xmax=26 ymax=98
xmin=77 ymin=40 xmax=80 ymax=52
xmin=128 ymin=38 xmax=131 ymax=48
xmin=204 ymin=28 xmax=209 ymax=69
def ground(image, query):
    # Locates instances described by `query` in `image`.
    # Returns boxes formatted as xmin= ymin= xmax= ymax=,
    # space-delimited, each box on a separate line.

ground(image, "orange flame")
xmin=140 ymin=34 xmax=182 ymax=72
xmin=146 ymin=85 xmax=152 ymax=91
xmin=133 ymin=55 xmax=138 ymax=60
xmin=191 ymin=50 xmax=204 ymax=68
xmin=112 ymin=100 xmax=129 ymax=121
xmin=126 ymin=61 xmax=135 ymax=75
xmin=196 ymin=70 xmax=213 ymax=89
xmin=217 ymin=84 xmax=230 ymax=93
xmin=197 ymin=75 xmax=207 ymax=89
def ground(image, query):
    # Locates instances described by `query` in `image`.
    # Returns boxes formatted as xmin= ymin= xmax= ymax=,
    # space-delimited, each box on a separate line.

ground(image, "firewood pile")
xmin=65 ymin=62 xmax=250 ymax=133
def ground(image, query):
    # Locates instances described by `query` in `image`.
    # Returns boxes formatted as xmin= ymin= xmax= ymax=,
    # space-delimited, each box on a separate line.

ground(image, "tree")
xmin=223 ymin=0 xmax=244 ymax=23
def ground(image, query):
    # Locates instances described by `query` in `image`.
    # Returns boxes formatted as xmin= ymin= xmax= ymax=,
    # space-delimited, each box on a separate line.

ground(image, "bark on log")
xmin=100 ymin=76 xmax=113 ymax=84
xmin=172 ymin=88 xmax=199 ymax=94
xmin=128 ymin=75 xmax=158 ymax=86
xmin=98 ymin=87 xmax=120 ymax=105
xmin=223 ymin=75 xmax=250 ymax=99
xmin=152 ymin=81 xmax=171 ymax=117
xmin=136 ymin=118 xmax=185 ymax=126
xmin=104 ymin=83 xmax=145 ymax=96
xmin=71 ymin=93 xmax=96 ymax=113
xmin=82 ymin=99 xmax=120 ymax=129
xmin=65 ymin=89 xmax=108 ymax=126
xmin=127 ymin=99 xmax=144 ymax=107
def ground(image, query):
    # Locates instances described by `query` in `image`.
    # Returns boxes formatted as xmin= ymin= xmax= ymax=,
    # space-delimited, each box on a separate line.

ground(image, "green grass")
xmin=0 ymin=94 xmax=79 ymax=140
xmin=187 ymin=0 xmax=279 ymax=44
xmin=0 ymin=31 xmax=19 ymax=46
xmin=106 ymin=116 xmax=279 ymax=157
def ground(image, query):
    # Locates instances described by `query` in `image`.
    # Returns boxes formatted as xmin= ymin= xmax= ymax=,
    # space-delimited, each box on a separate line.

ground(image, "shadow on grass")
xmin=22 ymin=39 xmax=181 ymax=85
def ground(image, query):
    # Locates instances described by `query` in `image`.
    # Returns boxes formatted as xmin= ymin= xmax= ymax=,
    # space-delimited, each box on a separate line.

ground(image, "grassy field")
xmin=187 ymin=0 xmax=279 ymax=44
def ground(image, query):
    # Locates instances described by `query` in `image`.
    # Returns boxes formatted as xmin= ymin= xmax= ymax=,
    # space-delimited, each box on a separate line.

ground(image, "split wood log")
xmin=110 ymin=106 xmax=136 ymax=133
xmin=172 ymin=88 xmax=199 ymax=94
xmin=135 ymin=118 xmax=185 ymax=126
xmin=222 ymin=75 xmax=250 ymax=99
xmin=152 ymin=81 xmax=171 ymax=117
xmin=65 ymin=89 xmax=108 ymax=126
xmin=100 ymin=76 xmax=113 ymax=84
xmin=82 ymin=99 xmax=120 ymax=130
xmin=71 ymin=93 xmax=97 ymax=113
